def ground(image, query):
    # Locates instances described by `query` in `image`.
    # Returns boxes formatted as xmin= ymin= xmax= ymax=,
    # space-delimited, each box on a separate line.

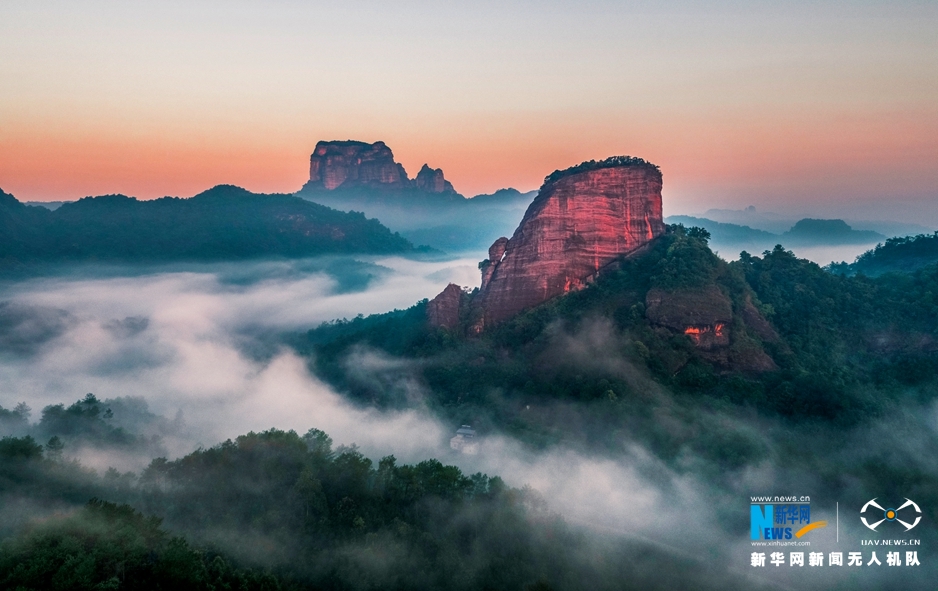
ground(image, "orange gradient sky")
xmin=1 ymin=1 xmax=936 ymax=222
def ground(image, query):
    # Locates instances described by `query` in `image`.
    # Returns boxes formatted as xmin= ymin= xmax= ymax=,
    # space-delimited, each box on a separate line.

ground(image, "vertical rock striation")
xmin=307 ymin=140 xmax=410 ymax=190
xmin=426 ymin=283 xmax=464 ymax=329
xmin=472 ymin=157 xmax=665 ymax=328
xmin=415 ymin=164 xmax=456 ymax=194
xmin=304 ymin=141 xmax=457 ymax=194
xmin=480 ymin=237 xmax=510 ymax=291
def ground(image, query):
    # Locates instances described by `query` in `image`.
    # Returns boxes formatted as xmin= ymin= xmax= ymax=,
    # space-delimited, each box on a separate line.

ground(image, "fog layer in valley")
xmin=1 ymin=255 xmax=935 ymax=590
xmin=0 ymin=257 xmax=480 ymax=459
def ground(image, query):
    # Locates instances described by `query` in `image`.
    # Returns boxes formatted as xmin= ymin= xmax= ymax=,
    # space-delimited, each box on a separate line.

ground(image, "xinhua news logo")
xmin=751 ymin=497 xmax=826 ymax=541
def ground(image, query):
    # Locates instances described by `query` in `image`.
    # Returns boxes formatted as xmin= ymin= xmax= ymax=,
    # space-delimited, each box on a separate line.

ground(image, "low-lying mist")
xmin=2 ymin=255 xmax=936 ymax=590
xmin=0 ymin=256 xmax=479 ymax=460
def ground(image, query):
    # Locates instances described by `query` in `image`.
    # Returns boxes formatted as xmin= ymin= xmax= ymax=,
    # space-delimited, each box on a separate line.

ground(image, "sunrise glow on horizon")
xmin=1 ymin=1 xmax=936 ymax=222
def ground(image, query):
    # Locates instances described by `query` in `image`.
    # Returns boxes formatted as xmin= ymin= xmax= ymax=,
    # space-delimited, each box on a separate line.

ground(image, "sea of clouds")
xmin=1 ymin=255 xmax=935 ymax=589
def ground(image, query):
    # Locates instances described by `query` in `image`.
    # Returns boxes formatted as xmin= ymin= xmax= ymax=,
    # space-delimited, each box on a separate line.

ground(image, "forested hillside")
xmin=0 ymin=185 xmax=415 ymax=269
xmin=0 ymin=423 xmax=729 ymax=591
xmin=828 ymin=232 xmax=938 ymax=276
xmin=304 ymin=227 xmax=938 ymax=424
xmin=299 ymin=226 xmax=938 ymax=502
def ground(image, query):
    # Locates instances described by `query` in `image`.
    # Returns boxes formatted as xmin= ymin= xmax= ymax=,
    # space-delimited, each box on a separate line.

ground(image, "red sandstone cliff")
xmin=471 ymin=157 xmax=665 ymax=328
xmin=307 ymin=141 xmax=409 ymax=190
xmin=426 ymin=283 xmax=464 ymax=329
xmin=424 ymin=156 xmax=776 ymax=371
xmin=305 ymin=140 xmax=456 ymax=194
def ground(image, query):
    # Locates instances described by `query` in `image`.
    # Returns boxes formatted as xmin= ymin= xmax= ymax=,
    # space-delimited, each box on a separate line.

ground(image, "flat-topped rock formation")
xmin=307 ymin=141 xmax=408 ymax=190
xmin=304 ymin=140 xmax=455 ymax=194
xmin=470 ymin=156 xmax=665 ymax=328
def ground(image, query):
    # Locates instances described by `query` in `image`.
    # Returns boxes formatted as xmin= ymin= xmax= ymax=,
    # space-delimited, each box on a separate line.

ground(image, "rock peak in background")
xmin=307 ymin=140 xmax=408 ymax=190
xmin=415 ymin=164 xmax=456 ymax=194
xmin=304 ymin=140 xmax=455 ymax=194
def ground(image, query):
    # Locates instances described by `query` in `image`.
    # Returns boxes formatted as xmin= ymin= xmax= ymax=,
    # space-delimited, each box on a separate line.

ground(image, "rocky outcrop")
xmin=415 ymin=164 xmax=456 ymax=194
xmin=471 ymin=157 xmax=665 ymax=328
xmin=423 ymin=155 xmax=778 ymax=372
xmin=645 ymin=287 xmax=733 ymax=349
xmin=645 ymin=286 xmax=778 ymax=371
xmin=480 ymin=237 xmax=510 ymax=291
xmin=426 ymin=283 xmax=464 ymax=330
xmin=307 ymin=141 xmax=410 ymax=190
xmin=304 ymin=141 xmax=459 ymax=196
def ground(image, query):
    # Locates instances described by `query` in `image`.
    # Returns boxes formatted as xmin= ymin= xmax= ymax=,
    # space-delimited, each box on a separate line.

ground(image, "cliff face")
xmin=307 ymin=141 xmax=409 ymax=190
xmin=645 ymin=286 xmax=733 ymax=349
xmin=480 ymin=237 xmax=510 ymax=291
xmin=305 ymin=141 xmax=457 ymax=194
xmin=426 ymin=283 xmax=464 ymax=329
xmin=415 ymin=164 xmax=456 ymax=194
xmin=644 ymin=287 xmax=778 ymax=370
xmin=472 ymin=158 xmax=665 ymax=328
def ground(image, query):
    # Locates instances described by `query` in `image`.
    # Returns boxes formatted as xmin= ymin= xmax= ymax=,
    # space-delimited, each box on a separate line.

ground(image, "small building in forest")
xmin=450 ymin=425 xmax=478 ymax=455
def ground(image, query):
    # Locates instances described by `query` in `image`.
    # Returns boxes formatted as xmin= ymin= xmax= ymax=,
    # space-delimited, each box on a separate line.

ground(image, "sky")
xmin=1 ymin=1 xmax=936 ymax=222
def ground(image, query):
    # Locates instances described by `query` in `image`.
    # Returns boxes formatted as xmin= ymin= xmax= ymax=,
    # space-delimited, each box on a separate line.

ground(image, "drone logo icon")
xmin=860 ymin=498 xmax=922 ymax=532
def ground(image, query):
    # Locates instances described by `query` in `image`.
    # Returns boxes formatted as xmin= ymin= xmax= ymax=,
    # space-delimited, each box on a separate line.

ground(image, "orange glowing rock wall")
xmin=683 ymin=323 xmax=726 ymax=346
xmin=473 ymin=160 xmax=665 ymax=327
xmin=645 ymin=286 xmax=733 ymax=349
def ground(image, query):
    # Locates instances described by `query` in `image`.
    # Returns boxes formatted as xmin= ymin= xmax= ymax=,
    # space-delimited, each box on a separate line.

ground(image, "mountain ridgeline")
xmin=297 ymin=140 xmax=535 ymax=252
xmin=302 ymin=156 xmax=938 ymax=437
xmin=4 ymin=153 xmax=938 ymax=591
xmin=0 ymin=185 xmax=415 ymax=268
xmin=664 ymin=215 xmax=891 ymax=258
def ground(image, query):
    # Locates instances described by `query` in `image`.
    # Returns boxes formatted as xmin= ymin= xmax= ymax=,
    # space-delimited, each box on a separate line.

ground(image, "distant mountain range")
xmin=299 ymin=185 xmax=535 ymax=253
xmin=7 ymin=138 xmax=538 ymax=259
xmin=294 ymin=140 xmax=536 ymax=252
xmin=665 ymin=215 xmax=891 ymax=257
xmin=11 ymin=144 xmax=934 ymax=260
xmin=24 ymin=201 xmax=69 ymax=211
xmin=700 ymin=205 xmax=931 ymax=237
xmin=0 ymin=185 xmax=416 ymax=269
xmin=665 ymin=215 xmax=776 ymax=248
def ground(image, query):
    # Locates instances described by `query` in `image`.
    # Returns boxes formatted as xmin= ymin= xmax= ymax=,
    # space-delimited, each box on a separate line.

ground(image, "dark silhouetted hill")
xmin=0 ymin=185 xmax=415 ymax=268
xmin=781 ymin=218 xmax=884 ymax=245
xmin=828 ymin=232 xmax=938 ymax=276
xmin=665 ymin=215 xmax=776 ymax=248
xmin=298 ymin=184 xmax=534 ymax=253
xmin=665 ymin=215 xmax=893 ymax=260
